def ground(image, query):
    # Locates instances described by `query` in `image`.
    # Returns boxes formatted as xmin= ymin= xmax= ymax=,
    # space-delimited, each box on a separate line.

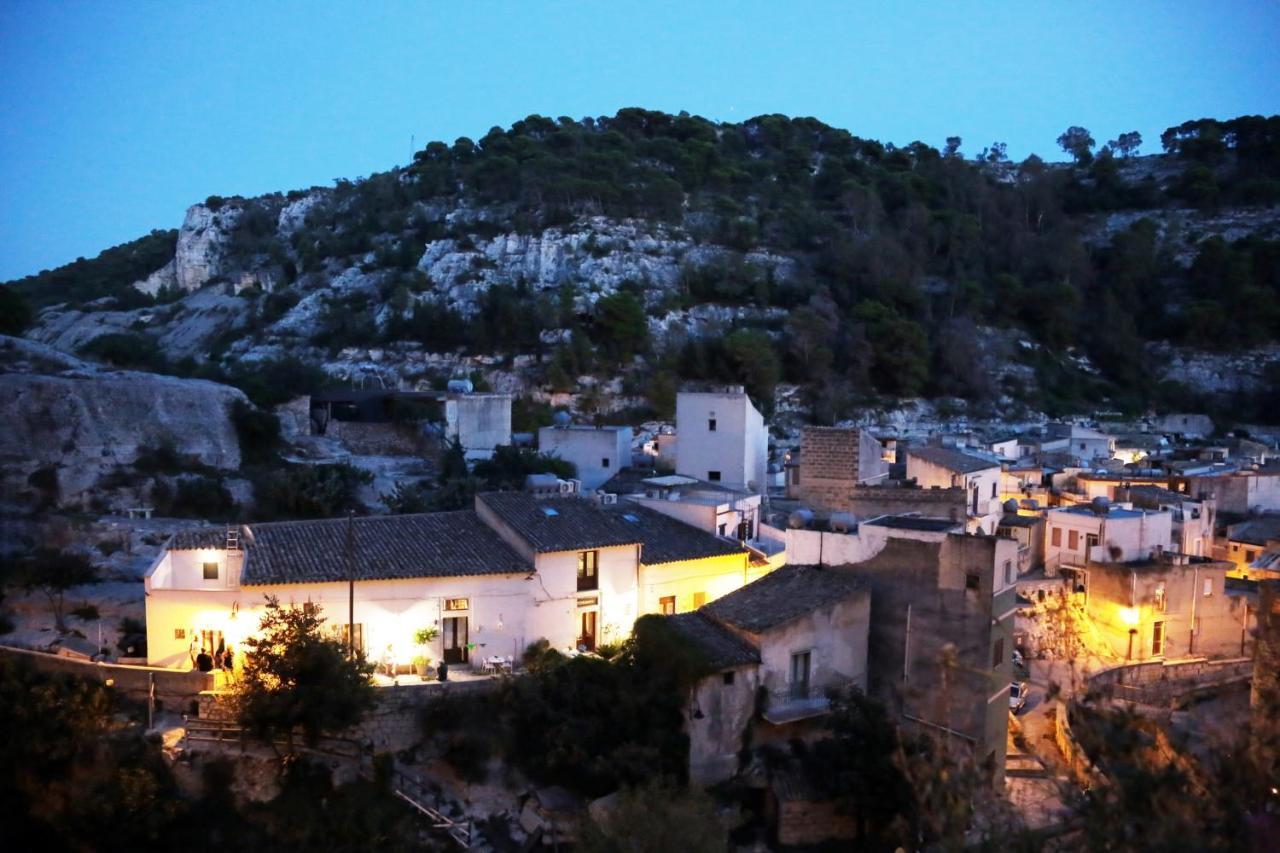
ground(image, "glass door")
xmin=443 ymin=616 xmax=469 ymax=664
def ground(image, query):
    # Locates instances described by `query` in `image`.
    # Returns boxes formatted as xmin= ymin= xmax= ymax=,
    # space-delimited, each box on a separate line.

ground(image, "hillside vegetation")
xmin=6 ymin=111 xmax=1280 ymax=421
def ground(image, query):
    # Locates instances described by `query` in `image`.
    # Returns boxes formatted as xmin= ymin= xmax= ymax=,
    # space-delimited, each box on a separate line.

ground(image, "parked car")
xmin=1009 ymin=681 xmax=1029 ymax=714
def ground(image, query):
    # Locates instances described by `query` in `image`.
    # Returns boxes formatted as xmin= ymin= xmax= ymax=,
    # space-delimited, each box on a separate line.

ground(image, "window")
xmin=601 ymin=457 xmax=610 ymax=468
xmin=1004 ymin=560 xmax=1014 ymax=585
xmin=330 ymin=623 xmax=365 ymax=653
xmin=1051 ymin=527 xmax=1062 ymax=547
xmin=660 ymin=596 xmax=676 ymax=615
xmin=1203 ymin=578 xmax=1213 ymax=597
xmin=992 ymin=637 xmax=1004 ymax=669
xmin=790 ymin=651 xmax=811 ymax=700
xmin=722 ymin=671 xmax=735 ymax=686
xmin=1068 ymin=530 xmax=1079 ymax=551
xmin=708 ymin=418 xmax=717 ymax=432
xmin=708 ymin=470 xmax=721 ymax=482
xmin=965 ymin=573 xmax=980 ymax=591
xmin=203 ymin=561 xmax=219 ymax=580
xmin=1246 ymin=549 xmax=1258 ymax=563
xmin=718 ymin=523 xmax=727 ymax=536
xmin=1154 ymin=583 xmax=1166 ymax=611
xmin=444 ymin=598 xmax=469 ymax=611
xmin=1152 ymin=621 xmax=1165 ymax=656
xmin=991 ymin=481 xmax=998 ymax=498
xmin=577 ymin=550 xmax=598 ymax=591
xmin=1079 ymin=442 xmax=1086 ymax=451
xmin=174 ymin=628 xmax=186 ymax=640
xmin=693 ymin=592 xmax=707 ymax=609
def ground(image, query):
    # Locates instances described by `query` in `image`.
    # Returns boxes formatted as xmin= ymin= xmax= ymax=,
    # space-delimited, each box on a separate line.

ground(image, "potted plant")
xmin=412 ymin=627 xmax=439 ymax=681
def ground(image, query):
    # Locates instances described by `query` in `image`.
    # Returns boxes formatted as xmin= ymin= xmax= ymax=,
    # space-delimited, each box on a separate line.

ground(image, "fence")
xmin=1086 ymin=657 xmax=1253 ymax=707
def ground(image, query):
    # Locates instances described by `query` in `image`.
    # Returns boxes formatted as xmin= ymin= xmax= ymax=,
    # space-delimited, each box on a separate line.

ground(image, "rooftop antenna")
xmin=410 ymin=133 xmax=415 ymax=164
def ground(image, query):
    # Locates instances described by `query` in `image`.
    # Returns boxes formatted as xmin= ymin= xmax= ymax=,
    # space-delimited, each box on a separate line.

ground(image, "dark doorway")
xmin=578 ymin=611 xmax=597 ymax=652
xmin=442 ymin=616 xmax=469 ymax=664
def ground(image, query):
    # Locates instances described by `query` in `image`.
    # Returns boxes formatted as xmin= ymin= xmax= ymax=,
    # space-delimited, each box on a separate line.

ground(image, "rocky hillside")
xmin=6 ymin=111 xmax=1280 ymax=423
xmin=0 ymin=335 xmax=246 ymax=514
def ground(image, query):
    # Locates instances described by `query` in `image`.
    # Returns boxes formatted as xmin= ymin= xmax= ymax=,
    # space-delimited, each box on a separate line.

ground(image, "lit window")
xmin=203 ymin=562 xmax=219 ymax=580
xmin=693 ymin=592 xmax=707 ymax=609
xmin=1203 ymin=578 xmax=1213 ymax=597
xmin=444 ymin=598 xmax=470 ymax=611
xmin=174 ymin=628 xmax=186 ymax=640
xmin=660 ymin=596 xmax=676 ymax=615
xmin=578 ymin=550 xmax=598 ymax=591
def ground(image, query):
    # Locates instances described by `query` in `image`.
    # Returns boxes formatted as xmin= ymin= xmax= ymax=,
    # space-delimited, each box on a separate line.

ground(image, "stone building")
xmin=904 ymin=445 xmax=1004 ymax=534
xmin=668 ymin=564 xmax=871 ymax=784
xmin=1085 ymin=554 xmax=1250 ymax=662
xmin=786 ymin=426 xmax=889 ymax=511
xmin=781 ymin=520 xmax=1018 ymax=783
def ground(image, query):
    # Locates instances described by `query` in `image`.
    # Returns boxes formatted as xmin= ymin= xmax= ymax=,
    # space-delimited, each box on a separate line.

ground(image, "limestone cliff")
xmin=0 ymin=335 xmax=246 ymax=511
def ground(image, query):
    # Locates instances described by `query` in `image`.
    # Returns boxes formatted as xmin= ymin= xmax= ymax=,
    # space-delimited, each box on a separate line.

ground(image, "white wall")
xmin=675 ymin=392 xmax=767 ymax=493
xmin=538 ymin=426 xmax=631 ymax=490
xmin=1044 ymin=509 xmax=1174 ymax=568
xmin=529 ymin=544 xmax=640 ymax=652
xmin=145 ymin=573 xmax=534 ymax=669
xmin=446 ymin=394 xmax=512 ymax=460
xmin=756 ymin=593 xmax=871 ymax=704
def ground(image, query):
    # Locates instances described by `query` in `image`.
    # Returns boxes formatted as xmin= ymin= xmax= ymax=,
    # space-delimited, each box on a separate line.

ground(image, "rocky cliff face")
xmin=0 ymin=335 xmax=246 ymax=511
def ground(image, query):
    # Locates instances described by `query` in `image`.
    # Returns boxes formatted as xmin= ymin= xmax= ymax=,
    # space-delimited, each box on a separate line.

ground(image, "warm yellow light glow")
xmin=1119 ymin=606 xmax=1140 ymax=626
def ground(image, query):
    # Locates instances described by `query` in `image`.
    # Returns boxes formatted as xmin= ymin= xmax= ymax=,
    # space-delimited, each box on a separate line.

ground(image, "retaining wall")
xmin=0 ymin=644 xmax=214 ymax=705
xmin=1087 ymin=657 xmax=1253 ymax=707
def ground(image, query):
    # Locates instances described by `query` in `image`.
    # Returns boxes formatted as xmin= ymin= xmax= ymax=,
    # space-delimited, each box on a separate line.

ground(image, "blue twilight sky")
xmin=2 ymin=1 xmax=1279 ymax=281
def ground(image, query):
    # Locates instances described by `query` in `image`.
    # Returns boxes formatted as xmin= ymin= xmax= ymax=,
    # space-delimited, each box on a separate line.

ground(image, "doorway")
xmin=442 ymin=616 xmax=469 ymax=664
xmin=578 ymin=610 xmax=598 ymax=652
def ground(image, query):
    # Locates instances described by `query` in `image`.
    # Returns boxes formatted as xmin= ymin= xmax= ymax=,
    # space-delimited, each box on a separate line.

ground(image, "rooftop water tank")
xmin=1003 ymin=498 xmax=1020 ymax=514
xmin=1090 ymin=496 xmax=1112 ymax=515
xmin=829 ymin=512 xmax=858 ymax=533
xmin=788 ymin=508 xmax=815 ymax=529
xmin=447 ymin=378 xmax=473 ymax=395
xmin=552 ymin=410 xmax=573 ymax=428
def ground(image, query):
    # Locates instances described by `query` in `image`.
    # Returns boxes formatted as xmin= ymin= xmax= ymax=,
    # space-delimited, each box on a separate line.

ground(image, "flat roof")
xmin=865 ymin=515 xmax=962 ymax=532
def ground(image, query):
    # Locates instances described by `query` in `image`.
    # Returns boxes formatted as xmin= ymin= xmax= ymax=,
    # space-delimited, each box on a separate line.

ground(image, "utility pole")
xmin=346 ymin=512 xmax=356 ymax=660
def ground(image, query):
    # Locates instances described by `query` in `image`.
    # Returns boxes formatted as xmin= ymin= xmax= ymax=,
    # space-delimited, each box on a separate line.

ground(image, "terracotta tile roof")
xmin=170 ymin=511 xmax=531 ymax=585
xmin=906 ymin=445 xmax=1000 ymax=474
xmin=605 ymin=503 xmax=748 ymax=565
xmin=665 ymin=612 xmax=760 ymax=669
xmin=476 ymin=491 xmax=641 ymax=553
xmin=702 ymin=564 xmax=867 ymax=635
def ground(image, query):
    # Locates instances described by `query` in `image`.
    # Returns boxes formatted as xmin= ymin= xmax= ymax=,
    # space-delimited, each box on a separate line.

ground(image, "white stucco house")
xmin=537 ymin=424 xmax=633 ymax=490
xmin=1043 ymin=504 xmax=1173 ymax=575
xmin=674 ymin=388 xmax=768 ymax=494
xmin=144 ymin=491 xmax=769 ymax=670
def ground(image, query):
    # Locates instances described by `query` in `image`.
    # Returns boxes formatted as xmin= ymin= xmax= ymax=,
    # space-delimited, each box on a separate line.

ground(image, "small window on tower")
xmin=722 ymin=671 xmax=735 ymax=686
xmin=965 ymin=573 xmax=980 ymax=591
xmin=708 ymin=418 xmax=717 ymax=432
xmin=601 ymin=457 xmax=610 ymax=468
xmin=708 ymin=471 xmax=721 ymax=482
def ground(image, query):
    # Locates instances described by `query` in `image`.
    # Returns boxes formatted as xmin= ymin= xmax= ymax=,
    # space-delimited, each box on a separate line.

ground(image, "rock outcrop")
xmin=0 ymin=335 xmax=246 ymax=511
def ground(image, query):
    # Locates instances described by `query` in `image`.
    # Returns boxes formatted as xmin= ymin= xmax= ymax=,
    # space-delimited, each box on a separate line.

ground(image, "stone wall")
xmin=1087 ymin=657 xmax=1253 ymax=707
xmin=0 ymin=644 xmax=214 ymax=705
xmin=324 ymin=420 xmax=424 ymax=456
xmin=197 ymin=676 xmax=502 ymax=753
xmin=794 ymin=427 xmax=887 ymax=512
xmin=818 ymin=484 xmax=966 ymax=520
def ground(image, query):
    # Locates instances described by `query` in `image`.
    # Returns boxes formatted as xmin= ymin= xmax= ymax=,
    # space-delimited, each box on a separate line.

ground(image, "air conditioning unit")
xmin=559 ymin=478 xmax=581 ymax=495
xmin=597 ymin=493 xmax=617 ymax=505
